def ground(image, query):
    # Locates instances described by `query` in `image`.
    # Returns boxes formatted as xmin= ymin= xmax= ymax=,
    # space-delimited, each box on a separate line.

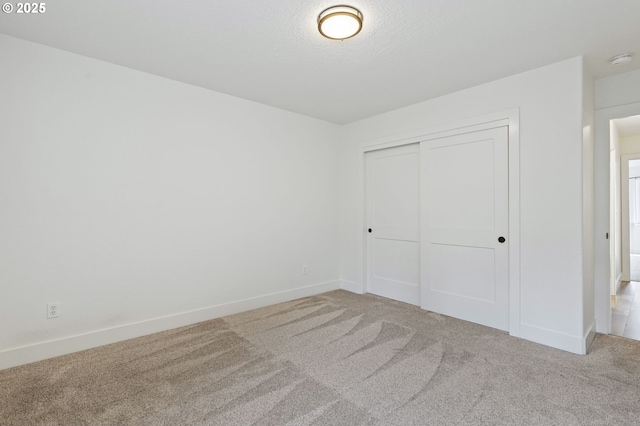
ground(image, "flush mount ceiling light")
xmin=318 ymin=5 xmax=363 ymax=40
xmin=610 ymin=53 xmax=633 ymax=67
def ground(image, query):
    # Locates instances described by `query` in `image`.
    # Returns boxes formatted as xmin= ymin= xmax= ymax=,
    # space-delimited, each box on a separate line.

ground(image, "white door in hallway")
xmin=421 ymin=127 xmax=509 ymax=330
xmin=366 ymin=143 xmax=420 ymax=306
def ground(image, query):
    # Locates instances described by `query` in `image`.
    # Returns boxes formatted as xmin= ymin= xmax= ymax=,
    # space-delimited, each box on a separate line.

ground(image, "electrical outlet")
xmin=302 ymin=265 xmax=308 ymax=275
xmin=47 ymin=303 xmax=60 ymax=319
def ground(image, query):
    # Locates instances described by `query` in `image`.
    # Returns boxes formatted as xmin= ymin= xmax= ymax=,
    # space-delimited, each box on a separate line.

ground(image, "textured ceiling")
xmin=1 ymin=0 xmax=639 ymax=124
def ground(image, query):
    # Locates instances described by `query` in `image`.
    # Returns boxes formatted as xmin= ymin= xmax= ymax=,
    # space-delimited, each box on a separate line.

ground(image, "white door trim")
xmin=594 ymin=101 xmax=640 ymax=334
xmin=354 ymin=108 xmax=521 ymax=337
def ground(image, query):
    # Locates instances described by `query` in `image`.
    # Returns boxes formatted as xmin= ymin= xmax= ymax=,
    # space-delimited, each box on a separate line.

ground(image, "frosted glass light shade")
xmin=318 ymin=6 xmax=363 ymax=40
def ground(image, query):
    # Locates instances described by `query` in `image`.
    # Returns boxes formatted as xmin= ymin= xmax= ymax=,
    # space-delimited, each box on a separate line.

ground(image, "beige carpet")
xmin=1 ymin=290 xmax=640 ymax=425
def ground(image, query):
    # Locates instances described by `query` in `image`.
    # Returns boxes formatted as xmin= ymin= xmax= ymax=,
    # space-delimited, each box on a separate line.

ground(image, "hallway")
xmin=611 ymin=280 xmax=640 ymax=340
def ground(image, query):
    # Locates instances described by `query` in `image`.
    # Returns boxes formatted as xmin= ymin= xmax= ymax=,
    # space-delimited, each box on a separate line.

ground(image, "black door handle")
xmin=498 ymin=236 xmax=506 ymax=243
xmin=368 ymin=228 xmax=372 ymax=233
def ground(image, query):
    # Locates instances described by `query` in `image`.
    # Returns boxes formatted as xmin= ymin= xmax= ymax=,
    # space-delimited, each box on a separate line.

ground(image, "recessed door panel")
xmin=429 ymin=244 xmax=495 ymax=302
xmin=373 ymin=154 xmax=419 ymax=230
xmin=430 ymin=139 xmax=495 ymax=230
xmin=374 ymin=239 xmax=420 ymax=285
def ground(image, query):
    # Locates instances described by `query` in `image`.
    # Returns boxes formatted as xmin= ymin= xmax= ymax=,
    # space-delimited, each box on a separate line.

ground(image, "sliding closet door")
xmin=366 ymin=144 xmax=420 ymax=306
xmin=421 ymin=127 xmax=509 ymax=330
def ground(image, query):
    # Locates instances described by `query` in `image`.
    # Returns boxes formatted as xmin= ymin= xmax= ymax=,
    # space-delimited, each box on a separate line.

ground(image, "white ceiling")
xmin=1 ymin=0 xmax=639 ymax=124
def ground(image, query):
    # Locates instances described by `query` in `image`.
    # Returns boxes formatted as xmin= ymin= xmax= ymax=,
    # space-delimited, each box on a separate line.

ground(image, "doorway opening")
xmin=610 ymin=114 xmax=640 ymax=340
xmin=629 ymin=160 xmax=640 ymax=282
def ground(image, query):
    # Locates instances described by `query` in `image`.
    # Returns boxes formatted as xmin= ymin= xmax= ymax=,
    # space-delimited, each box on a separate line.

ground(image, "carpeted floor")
xmin=1 ymin=290 xmax=640 ymax=425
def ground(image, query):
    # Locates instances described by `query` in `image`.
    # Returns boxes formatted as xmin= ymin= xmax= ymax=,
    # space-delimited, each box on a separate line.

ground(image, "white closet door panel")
xmin=421 ymin=127 xmax=509 ymax=330
xmin=366 ymin=144 xmax=420 ymax=306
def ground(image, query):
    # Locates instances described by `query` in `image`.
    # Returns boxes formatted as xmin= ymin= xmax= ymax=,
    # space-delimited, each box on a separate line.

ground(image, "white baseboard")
xmin=519 ymin=323 xmax=590 ymax=355
xmin=0 ymin=280 xmax=341 ymax=371
xmin=339 ymin=279 xmax=363 ymax=294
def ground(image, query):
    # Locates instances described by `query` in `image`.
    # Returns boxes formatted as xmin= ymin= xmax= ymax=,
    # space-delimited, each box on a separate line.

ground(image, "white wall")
xmin=594 ymin=70 xmax=640 ymax=333
xmin=595 ymin=69 xmax=640 ymax=111
xmin=339 ymin=57 xmax=591 ymax=353
xmin=0 ymin=35 xmax=341 ymax=369
xmin=620 ymin=134 xmax=640 ymax=155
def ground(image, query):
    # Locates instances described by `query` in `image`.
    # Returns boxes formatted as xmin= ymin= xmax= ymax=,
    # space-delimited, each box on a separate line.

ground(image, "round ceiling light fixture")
xmin=610 ymin=53 xmax=633 ymax=67
xmin=318 ymin=5 xmax=363 ymax=40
